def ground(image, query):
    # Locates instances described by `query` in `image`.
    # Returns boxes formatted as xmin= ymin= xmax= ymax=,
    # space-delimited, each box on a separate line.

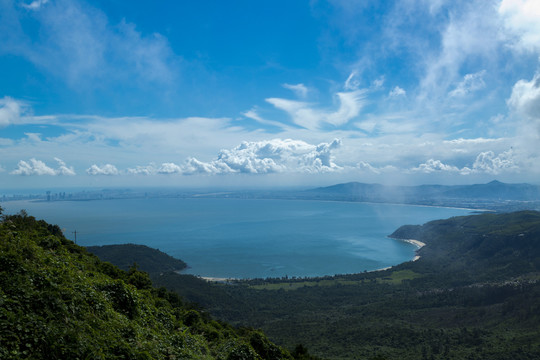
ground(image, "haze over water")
xmin=3 ymin=198 xmax=471 ymax=279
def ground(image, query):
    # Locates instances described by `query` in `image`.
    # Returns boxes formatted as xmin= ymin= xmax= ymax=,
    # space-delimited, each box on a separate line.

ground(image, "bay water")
xmin=2 ymin=198 xmax=471 ymax=279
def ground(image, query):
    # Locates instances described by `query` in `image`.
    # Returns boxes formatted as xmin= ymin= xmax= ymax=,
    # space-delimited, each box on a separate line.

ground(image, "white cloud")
xmin=184 ymin=138 xmax=343 ymax=175
xmin=242 ymin=108 xmax=292 ymax=130
xmin=371 ymin=76 xmax=385 ymax=90
xmin=472 ymin=149 xmax=518 ymax=174
xmin=86 ymin=164 xmax=119 ymax=176
xmin=420 ymin=2 xmax=499 ymax=100
xmin=265 ymin=98 xmax=313 ymax=129
xmin=283 ymin=83 xmax=308 ymax=98
xmin=157 ymin=163 xmax=182 ymax=174
xmin=344 ymin=71 xmax=361 ymax=90
xmin=126 ymin=162 xmax=192 ymax=175
xmin=10 ymin=158 xmax=74 ymax=176
xmin=182 ymin=157 xmax=231 ymax=175
xmin=411 ymin=159 xmax=461 ymax=174
xmin=449 ymin=70 xmax=486 ymax=97
xmin=24 ymin=133 xmax=42 ymax=142
xmin=389 ymin=86 xmax=406 ymax=97
xmin=499 ymin=0 xmax=540 ymax=53
xmin=7 ymin=0 xmax=178 ymax=89
xmin=508 ymin=71 xmax=540 ymax=125
xmin=0 ymin=97 xmax=24 ymax=127
xmin=22 ymin=0 xmax=49 ymax=10
xmin=126 ymin=164 xmax=157 ymax=175
xmin=411 ymin=149 xmax=519 ymax=175
xmin=266 ymin=89 xmax=366 ymax=129
xmin=54 ymin=157 xmax=76 ymax=176
xmin=356 ymin=161 xmax=397 ymax=174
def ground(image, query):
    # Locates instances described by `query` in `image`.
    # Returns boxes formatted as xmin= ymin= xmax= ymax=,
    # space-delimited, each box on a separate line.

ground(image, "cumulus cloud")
xmin=126 ymin=162 xmax=191 ymax=175
xmin=10 ymin=158 xmax=75 ymax=176
xmin=283 ymin=83 xmax=308 ymax=98
xmin=471 ymin=149 xmax=518 ymax=174
xmin=0 ymin=97 xmax=24 ymax=127
xmin=54 ymin=157 xmax=76 ymax=176
xmin=126 ymin=164 xmax=156 ymax=175
xmin=157 ymin=162 xmax=182 ymax=174
xmin=411 ymin=149 xmax=519 ymax=175
xmin=86 ymin=164 xmax=119 ymax=176
xmin=411 ymin=159 xmax=462 ymax=174
xmin=449 ymin=70 xmax=486 ymax=97
xmin=122 ymin=139 xmax=344 ymax=176
xmin=356 ymin=161 xmax=398 ymax=174
xmin=508 ymin=72 xmax=540 ymax=126
xmin=184 ymin=139 xmax=343 ymax=175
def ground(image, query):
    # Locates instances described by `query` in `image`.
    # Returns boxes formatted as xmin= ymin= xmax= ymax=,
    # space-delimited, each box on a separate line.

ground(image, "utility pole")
xmin=72 ymin=230 xmax=77 ymax=244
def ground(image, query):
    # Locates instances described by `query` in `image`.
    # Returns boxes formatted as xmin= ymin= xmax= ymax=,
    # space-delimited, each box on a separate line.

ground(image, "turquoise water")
xmin=2 ymin=198 xmax=472 ymax=278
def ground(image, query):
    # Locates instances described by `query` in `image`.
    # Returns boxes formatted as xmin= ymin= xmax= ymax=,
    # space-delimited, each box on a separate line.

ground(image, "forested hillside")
xmin=0 ymin=208 xmax=305 ymax=360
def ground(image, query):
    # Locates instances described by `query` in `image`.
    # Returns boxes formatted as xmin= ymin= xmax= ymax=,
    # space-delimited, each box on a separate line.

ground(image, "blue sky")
xmin=1 ymin=0 xmax=540 ymax=189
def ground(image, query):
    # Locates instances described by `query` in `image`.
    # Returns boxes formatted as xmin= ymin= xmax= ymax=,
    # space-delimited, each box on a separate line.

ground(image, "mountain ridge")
xmin=302 ymin=180 xmax=540 ymax=210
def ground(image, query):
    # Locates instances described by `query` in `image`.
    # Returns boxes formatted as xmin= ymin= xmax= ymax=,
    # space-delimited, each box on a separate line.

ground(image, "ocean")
xmin=2 ymin=198 xmax=472 ymax=279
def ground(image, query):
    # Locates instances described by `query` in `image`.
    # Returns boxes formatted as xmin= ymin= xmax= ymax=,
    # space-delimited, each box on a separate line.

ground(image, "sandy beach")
xmin=402 ymin=239 xmax=426 ymax=249
xmin=200 ymin=276 xmax=237 ymax=283
xmin=399 ymin=239 xmax=425 ymax=261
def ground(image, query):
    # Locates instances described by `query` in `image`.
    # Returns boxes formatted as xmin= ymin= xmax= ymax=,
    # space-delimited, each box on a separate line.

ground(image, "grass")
xmin=248 ymin=269 xmax=423 ymax=290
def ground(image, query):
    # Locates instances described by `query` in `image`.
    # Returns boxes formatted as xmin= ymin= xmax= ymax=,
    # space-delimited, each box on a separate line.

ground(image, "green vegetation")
xmin=87 ymin=243 xmax=187 ymax=273
xmin=0 ymin=209 xmax=303 ymax=359
xmin=147 ymin=211 xmax=540 ymax=359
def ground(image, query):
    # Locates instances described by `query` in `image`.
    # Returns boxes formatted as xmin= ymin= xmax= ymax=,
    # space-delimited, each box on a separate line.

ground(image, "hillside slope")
xmin=0 ymin=209 xmax=297 ymax=360
xmin=87 ymin=243 xmax=187 ymax=273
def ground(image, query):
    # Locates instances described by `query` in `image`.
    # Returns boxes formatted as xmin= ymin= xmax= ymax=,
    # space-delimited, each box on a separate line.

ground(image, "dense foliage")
xmin=0 ymin=208 xmax=296 ymax=360
xmin=87 ymin=244 xmax=187 ymax=273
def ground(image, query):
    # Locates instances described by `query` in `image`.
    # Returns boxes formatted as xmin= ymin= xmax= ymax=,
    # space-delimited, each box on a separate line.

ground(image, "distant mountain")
xmin=302 ymin=180 xmax=540 ymax=210
xmin=440 ymin=180 xmax=540 ymax=200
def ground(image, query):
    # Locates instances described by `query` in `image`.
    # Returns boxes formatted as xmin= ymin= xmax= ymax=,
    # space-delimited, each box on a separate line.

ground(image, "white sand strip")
xmin=199 ymin=276 xmax=237 ymax=282
xmin=402 ymin=239 xmax=426 ymax=248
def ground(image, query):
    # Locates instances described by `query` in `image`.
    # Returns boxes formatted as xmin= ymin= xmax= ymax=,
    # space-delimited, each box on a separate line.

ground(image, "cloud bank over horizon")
xmin=1 ymin=0 xmax=539 ymax=188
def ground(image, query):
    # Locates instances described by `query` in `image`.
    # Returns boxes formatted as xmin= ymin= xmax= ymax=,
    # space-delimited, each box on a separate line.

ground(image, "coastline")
xmin=199 ymin=276 xmax=238 ymax=283
xmin=398 ymin=238 xmax=425 ymax=261
xmin=186 ymin=238 xmax=427 ymax=282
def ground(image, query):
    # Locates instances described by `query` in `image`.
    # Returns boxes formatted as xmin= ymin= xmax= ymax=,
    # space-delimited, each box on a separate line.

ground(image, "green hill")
xmin=0 ymin=209 xmax=302 ymax=360
xmin=86 ymin=243 xmax=187 ymax=273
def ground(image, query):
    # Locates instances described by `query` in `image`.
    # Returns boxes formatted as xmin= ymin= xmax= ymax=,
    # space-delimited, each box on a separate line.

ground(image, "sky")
xmin=1 ymin=0 xmax=540 ymax=190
